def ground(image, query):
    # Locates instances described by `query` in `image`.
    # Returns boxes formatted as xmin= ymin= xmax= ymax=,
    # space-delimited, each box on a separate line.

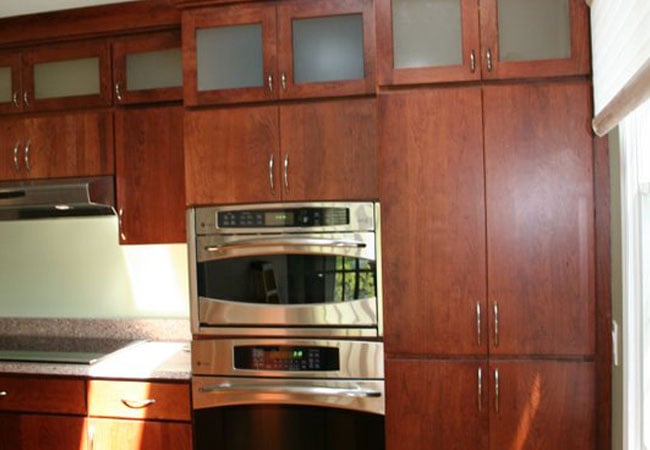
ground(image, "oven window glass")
xmin=194 ymin=405 xmax=384 ymax=450
xmin=197 ymin=255 xmax=376 ymax=304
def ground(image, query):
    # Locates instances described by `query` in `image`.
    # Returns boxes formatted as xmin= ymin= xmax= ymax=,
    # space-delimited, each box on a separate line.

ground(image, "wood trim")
xmin=593 ymin=57 xmax=650 ymax=136
xmin=0 ymin=0 xmax=180 ymax=49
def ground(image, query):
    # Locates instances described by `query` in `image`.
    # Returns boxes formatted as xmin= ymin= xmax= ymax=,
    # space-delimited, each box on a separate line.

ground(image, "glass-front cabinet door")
xmin=376 ymin=0 xmax=480 ymax=85
xmin=183 ymin=4 xmax=277 ymax=106
xmin=113 ymin=30 xmax=183 ymax=104
xmin=0 ymin=53 xmax=22 ymax=114
xmin=479 ymin=0 xmax=590 ymax=78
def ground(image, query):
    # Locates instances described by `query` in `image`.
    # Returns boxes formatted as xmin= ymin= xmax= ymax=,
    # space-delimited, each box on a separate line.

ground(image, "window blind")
xmin=590 ymin=0 xmax=650 ymax=136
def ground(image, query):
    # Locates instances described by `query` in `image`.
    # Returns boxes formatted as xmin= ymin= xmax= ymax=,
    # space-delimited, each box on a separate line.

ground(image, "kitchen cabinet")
xmin=113 ymin=30 xmax=183 ymax=104
xmin=115 ymin=106 xmax=185 ymax=244
xmin=86 ymin=379 xmax=192 ymax=450
xmin=0 ymin=375 xmax=88 ymax=450
xmin=184 ymin=97 xmax=377 ymax=205
xmin=182 ymin=0 xmax=375 ymax=105
xmin=386 ymin=359 xmax=595 ymax=450
xmin=376 ymin=0 xmax=590 ymax=86
xmin=0 ymin=40 xmax=111 ymax=113
xmin=0 ymin=110 xmax=114 ymax=182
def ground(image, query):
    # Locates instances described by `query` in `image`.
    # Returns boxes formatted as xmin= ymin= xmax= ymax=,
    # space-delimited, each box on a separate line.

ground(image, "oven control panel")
xmin=234 ymin=346 xmax=340 ymax=371
xmin=218 ymin=207 xmax=349 ymax=228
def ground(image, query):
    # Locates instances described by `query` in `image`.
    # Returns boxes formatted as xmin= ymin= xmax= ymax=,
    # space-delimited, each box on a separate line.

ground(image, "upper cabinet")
xmin=113 ymin=30 xmax=183 ymax=105
xmin=376 ymin=0 xmax=590 ymax=85
xmin=182 ymin=0 xmax=376 ymax=105
xmin=0 ymin=41 xmax=112 ymax=113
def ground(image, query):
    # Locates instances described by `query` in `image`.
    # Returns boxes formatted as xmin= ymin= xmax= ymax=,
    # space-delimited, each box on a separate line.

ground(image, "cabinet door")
xmin=489 ymin=360 xmax=595 ymax=450
xmin=0 ymin=52 xmax=22 ymax=114
xmin=0 ymin=413 xmax=21 ymax=450
xmin=24 ymin=111 xmax=114 ymax=180
xmin=379 ymin=88 xmax=486 ymax=357
xmin=280 ymin=97 xmax=377 ymax=201
xmin=20 ymin=414 xmax=88 ymax=450
xmin=183 ymin=4 xmax=277 ymax=105
xmin=479 ymin=0 xmax=590 ymax=79
xmin=484 ymin=82 xmax=595 ymax=356
xmin=113 ymin=31 xmax=183 ymax=104
xmin=88 ymin=418 xmax=192 ymax=450
xmin=184 ymin=105 xmax=280 ymax=205
xmin=386 ymin=359 xmax=488 ymax=450
xmin=0 ymin=117 xmax=25 ymax=180
xmin=115 ymin=106 xmax=185 ymax=244
xmin=277 ymin=0 xmax=375 ymax=99
xmin=376 ymin=0 xmax=480 ymax=85
xmin=22 ymin=41 xmax=111 ymax=111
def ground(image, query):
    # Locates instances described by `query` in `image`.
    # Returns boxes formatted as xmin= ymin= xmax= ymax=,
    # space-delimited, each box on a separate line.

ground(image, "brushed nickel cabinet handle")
xmin=476 ymin=302 xmax=482 ymax=346
xmin=494 ymin=367 xmax=500 ymax=413
xmin=283 ymin=153 xmax=289 ymax=190
xmin=470 ymin=49 xmax=476 ymax=73
xmin=115 ymin=81 xmax=123 ymax=102
xmin=477 ymin=367 xmax=482 ymax=412
xmin=121 ymin=398 xmax=156 ymax=408
xmin=0 ymin=391 xmax=7 ymax=397
xmin=12 ymin=91 xmax=19 ymax=108
xmin=23 ymin=91 xmax=29 ymax=107
xmin=269 ymin=153 xmax=275 ymax=191
xmin=118 ymin=208 xmax=127 ymax=241
xmin=267 ymin=73 xmax=274 ymax=93
xmin=13 ymin=142 xmax=20 ymax=172
xmin=281 ymin=72 xmax=287 ymax=91
xmin=24 ymin=140 xmax=31 ymax=172
xmin=493 ymin=301 xmax=499 ymax=347
xmin=88 ymin=423 xmax=95 ymax=450
xmin=486 ymin=48 xmax=493 ymax=72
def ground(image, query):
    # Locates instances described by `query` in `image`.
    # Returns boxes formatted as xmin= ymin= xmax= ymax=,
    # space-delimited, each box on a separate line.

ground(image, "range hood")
xmin=0 ymin=177 xmax=116 ymax=220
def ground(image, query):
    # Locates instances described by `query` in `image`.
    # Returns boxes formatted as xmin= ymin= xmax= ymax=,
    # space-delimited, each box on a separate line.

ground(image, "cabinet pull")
xmin=13 ymin=142 xmax=20 ymax=172
xmin=283 ymin=153 xmax=289 ymax=190
xmin=470 ymin=49 xmax=476 ymax=73
xmin=24 ymin=140 xmax=31 ymax=172
xmin=12 ymin=91 xmax=19 ymax=108
xmin=115 ymin=81 xmax=123 ymax=102
xmin=281 ymin=72 xmax=287 ymax=91
xmin=88 ymin=423 xmax=95 ymax=450
xmin=494 ymin=367 xmax=500 ymax=413
xmin=118 ymin=208 xmax=127 ymax=242
xmin=476 ymin=302 xmax=481 ymax=346
xmin=121 ymin=398 xmax=156 ymax=408
xmin=23 ymin=91 xmax=29 ymax=107
xmin=477 ymin=367 xmax=482 ymax=412
xmin=0 ymin=391 xmax=7 ymax=397
xmin=268 ymin=153 xmax=275 ymax=191
xmin=267 ymin=73 xmax=274 ymax=93
xmin=493 ymin=301 xmax=499 ymax=347
xmin=486 ymin=48 xmax=493 ymax=72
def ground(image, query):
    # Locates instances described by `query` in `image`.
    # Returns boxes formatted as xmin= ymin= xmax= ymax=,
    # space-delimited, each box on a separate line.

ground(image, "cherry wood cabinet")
xmin=0 ymin=53 xmax=22 ymax=114
xmin=376 ymin=0 xmax=590 ymax=86
xmin=115 ymin=106 xmax=185 ymax=244
xmin=113 ymin=31 xmax=183 ymax=105
xmin=185 ymin=97 xmax=377 ymax=205
xmin=182 ymin=0 xmax=375 ymax=106
xmin=20 ymin=415 xmax=89 ymax=450
xmin=0 ymin=111 xmax=114 ymax=182
xmin=87 ymin=418 xmax=192 ymax=450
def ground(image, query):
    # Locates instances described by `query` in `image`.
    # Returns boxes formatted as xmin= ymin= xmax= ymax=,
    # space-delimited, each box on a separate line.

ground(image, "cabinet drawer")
xmin=0 ymin=375 xmax=86 ymax=414
xmin=88 ymin=380 xmax=190 ymax=421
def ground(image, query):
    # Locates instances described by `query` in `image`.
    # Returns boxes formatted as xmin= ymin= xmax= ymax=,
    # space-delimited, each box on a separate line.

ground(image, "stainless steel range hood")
xmin=0 ymin=177 xmax=116 ymax=220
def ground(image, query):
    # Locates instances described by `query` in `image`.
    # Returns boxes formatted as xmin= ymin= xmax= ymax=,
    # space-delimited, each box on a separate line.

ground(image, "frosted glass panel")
xmin=498 ymin=0 xmax=571 ymax=62
xmin=34 ymin=57 xmax=100 ymax=99
xmin=393 ymin=0 xmax=462 ymax=68
xmin=197 ymin=24 xmax=264 ymax=91
xmin=126 ymin=48 xmax=183 ymax=91
xmin=0 ymin=67 xmax=11 ymax=103
xmin=293 ymin=14 xmax=364 ymax=84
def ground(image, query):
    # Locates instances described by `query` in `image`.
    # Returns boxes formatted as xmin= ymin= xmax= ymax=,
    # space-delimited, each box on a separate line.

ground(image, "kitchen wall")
xmin=0 ymin=216 xmax=189 ymax=318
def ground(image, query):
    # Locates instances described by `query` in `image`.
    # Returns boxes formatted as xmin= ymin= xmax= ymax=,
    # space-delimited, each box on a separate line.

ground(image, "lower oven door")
xmin=193 ymin=376 xmax=385 ymax=450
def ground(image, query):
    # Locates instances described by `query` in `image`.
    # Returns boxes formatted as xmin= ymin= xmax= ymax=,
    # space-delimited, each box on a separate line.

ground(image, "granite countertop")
xmin=0 ymin=318 xmax=192 ymax=381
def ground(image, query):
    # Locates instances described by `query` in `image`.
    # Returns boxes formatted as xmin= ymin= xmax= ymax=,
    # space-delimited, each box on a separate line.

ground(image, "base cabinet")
xmin=87 ymin=418 xmax=192 ymax=450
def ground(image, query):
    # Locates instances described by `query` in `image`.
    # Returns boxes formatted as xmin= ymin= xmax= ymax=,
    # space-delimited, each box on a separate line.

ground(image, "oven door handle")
xmin=205 ymin=237 xmax=367 ymax=254
xmin=198 ymin=382 xmax=382 ymax=398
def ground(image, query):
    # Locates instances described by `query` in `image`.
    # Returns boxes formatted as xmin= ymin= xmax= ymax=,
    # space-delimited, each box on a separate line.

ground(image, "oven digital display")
xmin=217 ymin=208 xmax=349 ymax=228
xmin=234 ymin=346 xmax=340 ymax=371
xmin=265 ymin=211 xmax=294 ymax=226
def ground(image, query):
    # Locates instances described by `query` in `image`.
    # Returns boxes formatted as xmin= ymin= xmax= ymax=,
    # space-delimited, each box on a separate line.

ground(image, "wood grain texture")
xmin=0 ymin=413 xmax=21 ymax=450
xmin=0 ymin=117 xmax=25 ymax=180
xmin=87 ymin=380 xmax=191 ymax=421
xmin=489 ymin=360 xmax=596 ymax=450
xmin=0 ymin=375 xmax=86 ymax=415
xmin=0 ymin=52 xmax=22 ymax=114
xmin=88 ymin=418 xmax=192 ymax=450
xmin=386 ymin=359 xmax=488 ymax=450
xmin=379 ymin=87 xmax=487 ymax=357
xmin=479 ymin=0 xmax=591 ymax=79
xmin=115 ymin=106 xmax=185 ymax=244
xmin=113 ymin=30 xmax=183 ymax=105
xmin=19 ymin=415 xmax=88 ymax=450
xmin=483 ymin=81 xmax=595 ymax=357
xmin=280 ymin=97 xmax=378 ymax=201
xmin=376 ymin=0 xmax=482 ymax=86
xmin=184 ymin=105 xmax=280 ymax=205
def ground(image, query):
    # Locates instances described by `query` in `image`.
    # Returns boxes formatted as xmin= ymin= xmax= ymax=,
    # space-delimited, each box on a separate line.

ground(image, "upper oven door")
xmin=194 ymin=231 xmax=379 ymax=336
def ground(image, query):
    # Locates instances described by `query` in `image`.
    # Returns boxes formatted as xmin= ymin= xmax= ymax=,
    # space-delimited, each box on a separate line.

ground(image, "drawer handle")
xmin=0 ymin=391 xmax=7 ymax=397
xmin=121 ymin=398 xmax=156 ymax=408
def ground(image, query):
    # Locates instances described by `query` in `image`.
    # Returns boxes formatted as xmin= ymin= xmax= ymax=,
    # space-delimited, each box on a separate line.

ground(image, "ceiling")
xmin=0 ymin=0 xmax=138 ymax=18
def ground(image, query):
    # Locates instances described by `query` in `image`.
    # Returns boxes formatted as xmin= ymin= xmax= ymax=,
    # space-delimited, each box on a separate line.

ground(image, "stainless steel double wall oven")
xmin=187 ymin=202 xmax=385 ymax=450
